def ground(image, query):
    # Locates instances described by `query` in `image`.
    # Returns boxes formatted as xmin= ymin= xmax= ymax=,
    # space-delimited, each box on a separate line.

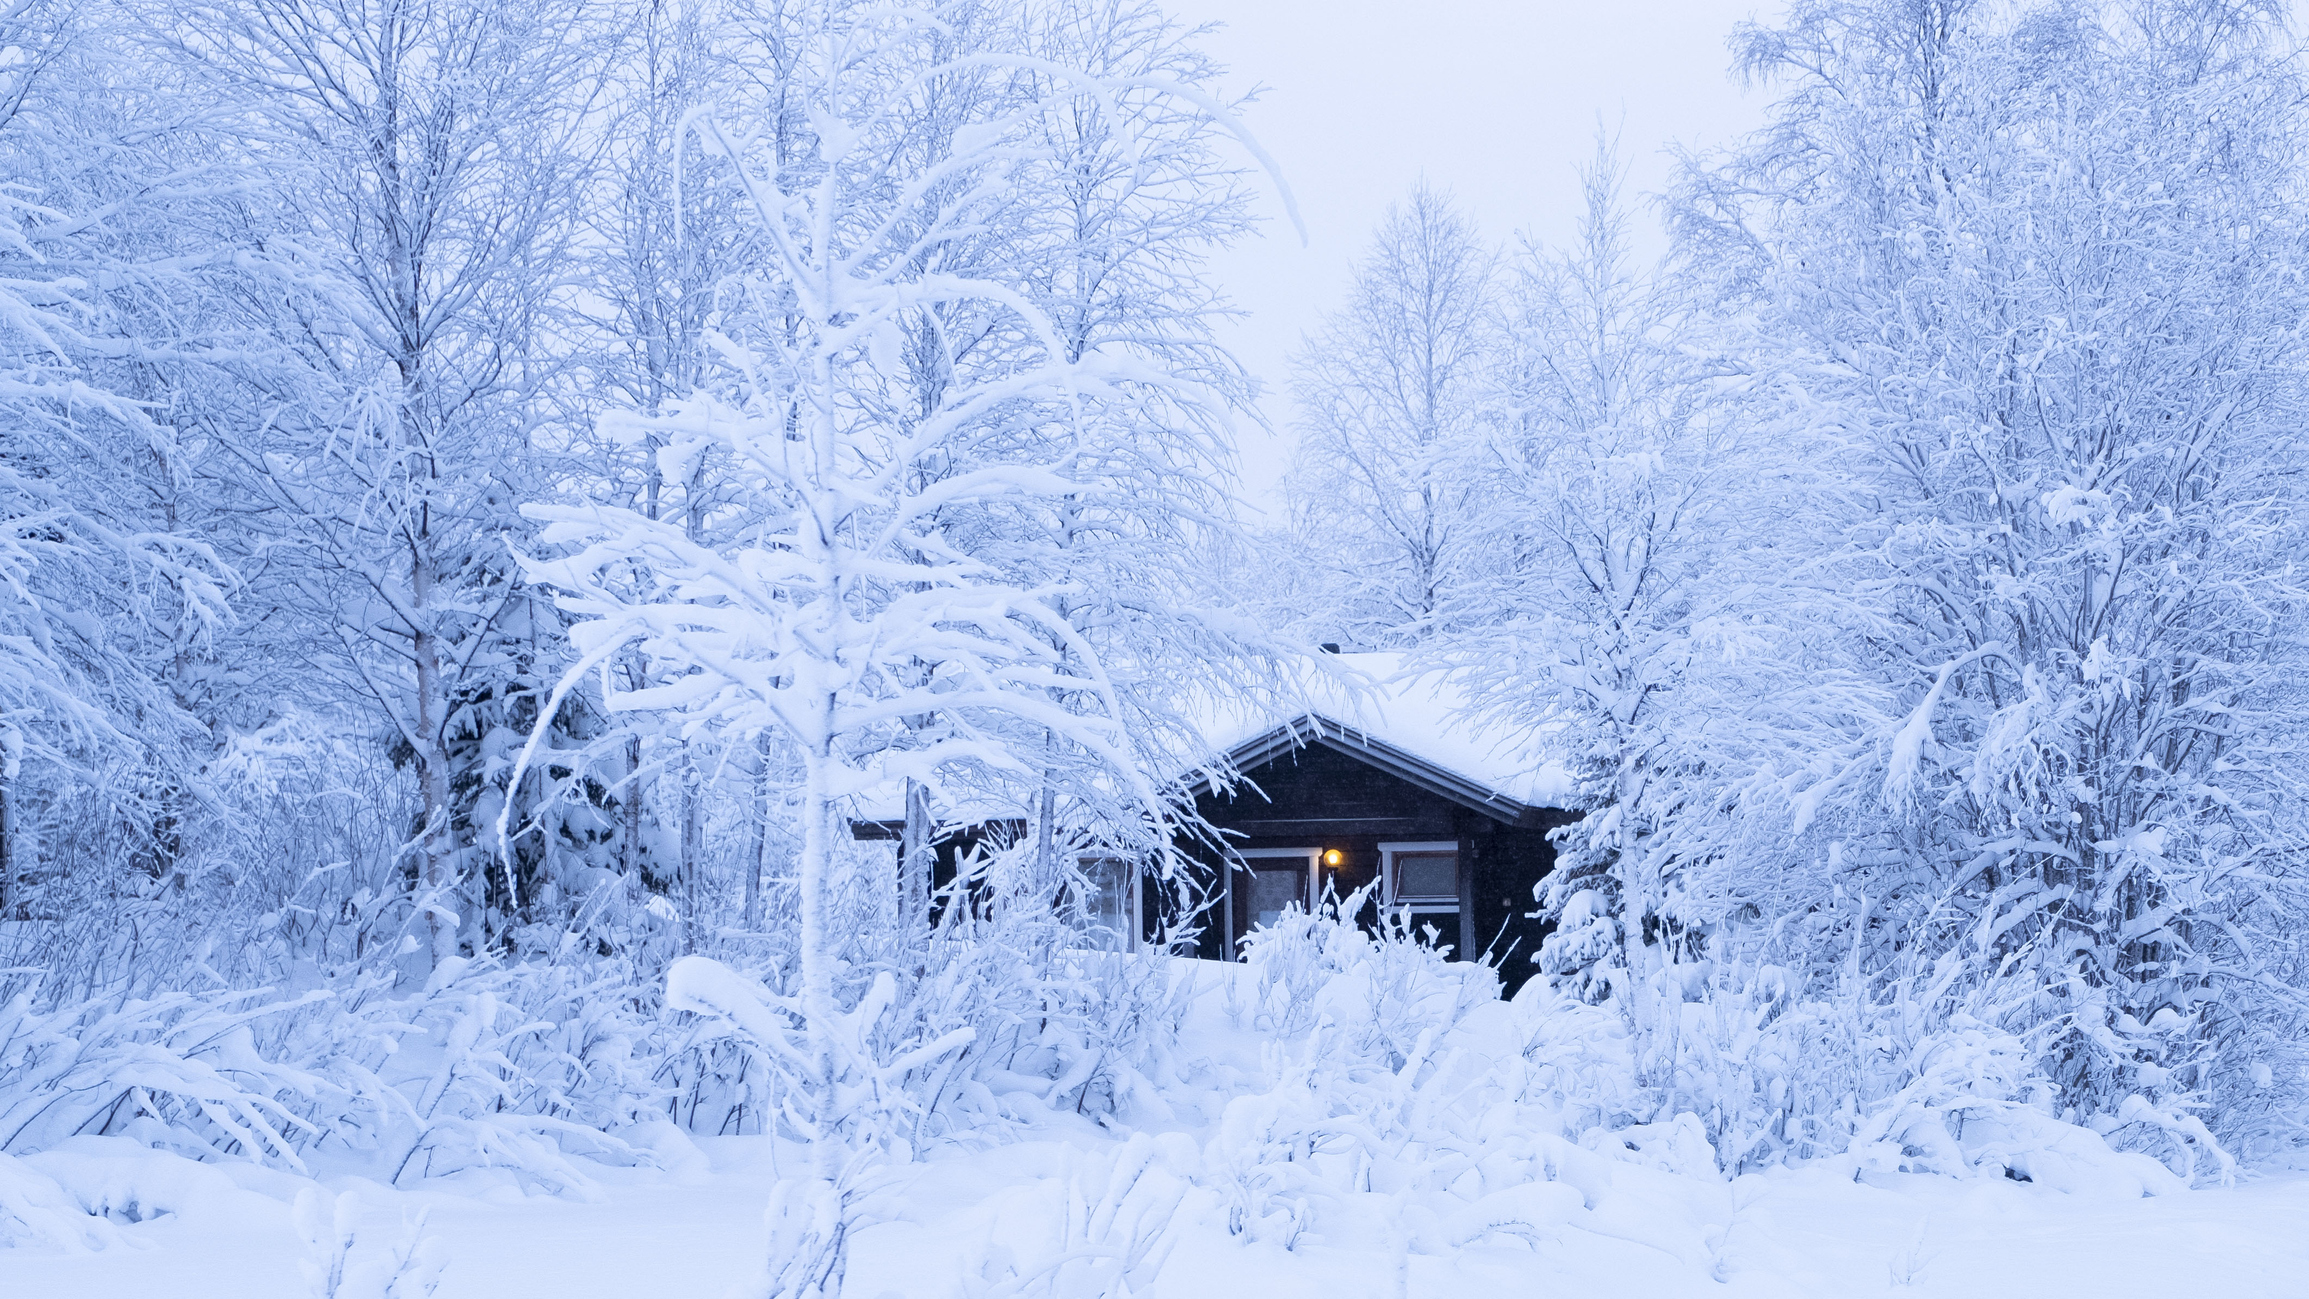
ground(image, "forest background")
xmin=4 ymin=0 xmax=2308 ymax=1286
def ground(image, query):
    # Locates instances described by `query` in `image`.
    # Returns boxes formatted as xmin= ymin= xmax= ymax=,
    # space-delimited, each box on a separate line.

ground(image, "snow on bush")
xmin=956 ymin=1133 xmax=1203 ymax=1298
xmin=294 ymin=1187 xmax=447 ymax=1299
xmin=0 ymin=960 xmax=663 ymax=1198
xmin=662 ymin=846 xmax=1199 ymax=1155
xmin=0 ymin=1150 xmax=120 ymax=1252
xmin=1178 ymin=886 xmax=2206 ymax=1281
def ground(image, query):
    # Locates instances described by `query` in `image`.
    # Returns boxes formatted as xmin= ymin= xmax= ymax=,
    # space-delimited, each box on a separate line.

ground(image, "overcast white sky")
xmin=1166 ymin=0 xmax=1783 ymax=515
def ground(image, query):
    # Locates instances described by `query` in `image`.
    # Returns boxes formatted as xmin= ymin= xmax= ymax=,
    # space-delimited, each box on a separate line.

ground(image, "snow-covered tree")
xmin=1662 ymin=0 xmax=2309 ymax=1161
xmin=1282 ymin=184 xmax=1496 ymax=647
xmin=1446 ymin=143 xmax=1740 ymax=1013
xmin=0 ymin=0 xmax=233 ymax=914
xmin=150 ymin=0 xmax=612 ymax=972
xmin=517 ymin=0 xmax=1275 ymax=1284
xmin=558 ymin=0 xmax=769 ymax=950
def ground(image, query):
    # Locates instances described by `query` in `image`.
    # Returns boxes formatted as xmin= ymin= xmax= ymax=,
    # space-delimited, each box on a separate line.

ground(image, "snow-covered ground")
xmin=11 ymin=958 xmax=2307 ymax=1299
xmin=16 ymin=1134 xmax=2308 ymax=1298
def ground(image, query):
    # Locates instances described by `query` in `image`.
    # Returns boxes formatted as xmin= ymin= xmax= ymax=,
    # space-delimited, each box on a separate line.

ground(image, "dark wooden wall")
xmin=1165 ymin=739 xmax=1568 ymax=997
xmin=875 ymin=737 xmax=1573 ymax=996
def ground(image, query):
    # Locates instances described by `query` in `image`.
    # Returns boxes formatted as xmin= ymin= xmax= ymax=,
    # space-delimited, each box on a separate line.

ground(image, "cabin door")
xmin=1234 ymin=847 xmax=1321 ymax=943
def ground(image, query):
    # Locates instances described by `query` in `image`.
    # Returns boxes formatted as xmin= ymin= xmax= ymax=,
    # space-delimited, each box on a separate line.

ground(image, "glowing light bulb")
xmin=1323 ymin=849 xmax=1344 ymax=867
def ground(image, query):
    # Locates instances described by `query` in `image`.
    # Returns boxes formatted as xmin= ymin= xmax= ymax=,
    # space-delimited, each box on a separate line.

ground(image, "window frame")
xmin=1379 ymin=840 xmax=1461 ymax=910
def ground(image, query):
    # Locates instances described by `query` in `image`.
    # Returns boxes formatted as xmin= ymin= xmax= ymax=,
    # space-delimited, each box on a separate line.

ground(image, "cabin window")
xmin=1393 ymin=853 xmax=1457 ymax=903
xmin=1380 ymin=841 xmax=1461 ymax=909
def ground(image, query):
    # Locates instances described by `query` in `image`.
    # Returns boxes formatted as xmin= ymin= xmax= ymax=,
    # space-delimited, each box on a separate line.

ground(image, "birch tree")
xmin=151 ymin=0 xmax=609 ymax=971
xmin=1283 ymin=184 xmax=1495 ymax=647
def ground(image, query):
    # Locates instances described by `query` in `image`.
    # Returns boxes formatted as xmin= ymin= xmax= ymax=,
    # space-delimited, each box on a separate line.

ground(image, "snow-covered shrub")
xmin=1538 ymin=926 xmax=2233 ymax=1187
xmin=1842 ymin=1011 xmax=2191 ymax=1196
xmin=0 ymin=956 xmax=667 ymax=1196
xmin=1501 ymin=979 xmax=1642 ymax=1138
xmin=1350 ymin=903 xmax=1498 ymax=1067
xmin=0 ymin=981 xmax=330 ymax=1165
xmin=662 ymin=843 xmax=1196 ymax=1151
xmin=294 ymin=1187 xmax=446 ymax=1299
xmin=925 ymin=939 xmax=1193 ymax=1129
xmin=348 ymin=967 xmax=657 ymax=1194
xmin=662 ymin=851 xmax=1206 ymax=1299
xmin=1230 ymin=902 xmax=1339 ymax=1037
xmin=665 ymin=955 xmax=973 ymax=1160
xmin=1198 ymin=895 xmax=1635 ymax=1252
xmin=1198 ymin=1003 xmax=1622 ymax=1258
xmin=1235 ymin=884 xmax=1490 ymax=1056
xmin=0 ymin=1150 xmax=121 ymax=1251
xmin=957 ymin=1133 xmax=1201 ymax=1298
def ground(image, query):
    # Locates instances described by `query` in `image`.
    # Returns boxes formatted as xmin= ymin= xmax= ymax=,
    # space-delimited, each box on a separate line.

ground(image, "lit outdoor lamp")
xmin=1322 ymin=849 xmax=1344 ymax=867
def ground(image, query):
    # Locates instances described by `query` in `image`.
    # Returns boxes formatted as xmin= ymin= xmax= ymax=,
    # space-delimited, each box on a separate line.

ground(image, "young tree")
xmin=563 ymin=0 xmax=766 ymax=949
xmin=518 ymin=0 xmax=1276 ymax=1285
xmin=1447 ymin=144 xmax=1736 ymax=1017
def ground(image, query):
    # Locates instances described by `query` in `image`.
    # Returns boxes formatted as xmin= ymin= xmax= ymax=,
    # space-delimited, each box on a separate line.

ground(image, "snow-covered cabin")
xmin=860 ymin=653 xmax=1574 ymax=993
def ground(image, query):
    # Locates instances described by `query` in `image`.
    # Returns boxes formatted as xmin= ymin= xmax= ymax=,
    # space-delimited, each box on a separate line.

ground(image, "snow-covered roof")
xmin=1181 ymin=652 xmax=1575 ymax=824
xmin=855 ymin=651 xmax=1574 ymax=831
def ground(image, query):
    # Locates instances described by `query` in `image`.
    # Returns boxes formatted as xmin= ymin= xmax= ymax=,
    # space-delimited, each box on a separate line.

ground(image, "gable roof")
xmin=1184 ymin=652 xmax=1574 ymax=828
xmin=852 ymin=651 xmax=1574 ymax=833
xmin=1211 ymin=711 xmax=1549 ymax=826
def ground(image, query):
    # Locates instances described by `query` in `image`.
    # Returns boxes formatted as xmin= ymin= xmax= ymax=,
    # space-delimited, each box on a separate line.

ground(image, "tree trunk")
xmin=0 ymin=774 xmax=14 ymax=922
xmin=680 ymin=746 xmax=704 ymax=953
xmin=785 ymin=737 xmax=851 ymax=1294
xmin=412 ymin=547 xmax=458 ymax=972
xmin=744 ymin=736 xmax=770 ymax=932
xmin=680 ymin=461 xmax=710 ymax=953
xmin=799 ymin=752 xmax=837 ymax=1155
xmin=622 ymin=732 xmax=645 ymax=883
xmin=1035 ymin=781 xmax=1058 ymax=902
xmin=901 ymin=777 xmax=931 ymax=940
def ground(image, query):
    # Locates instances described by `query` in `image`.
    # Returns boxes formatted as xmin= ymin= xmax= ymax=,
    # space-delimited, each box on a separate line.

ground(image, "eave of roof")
xmin=1205 ymin=711 xmax=1549 ymax=829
